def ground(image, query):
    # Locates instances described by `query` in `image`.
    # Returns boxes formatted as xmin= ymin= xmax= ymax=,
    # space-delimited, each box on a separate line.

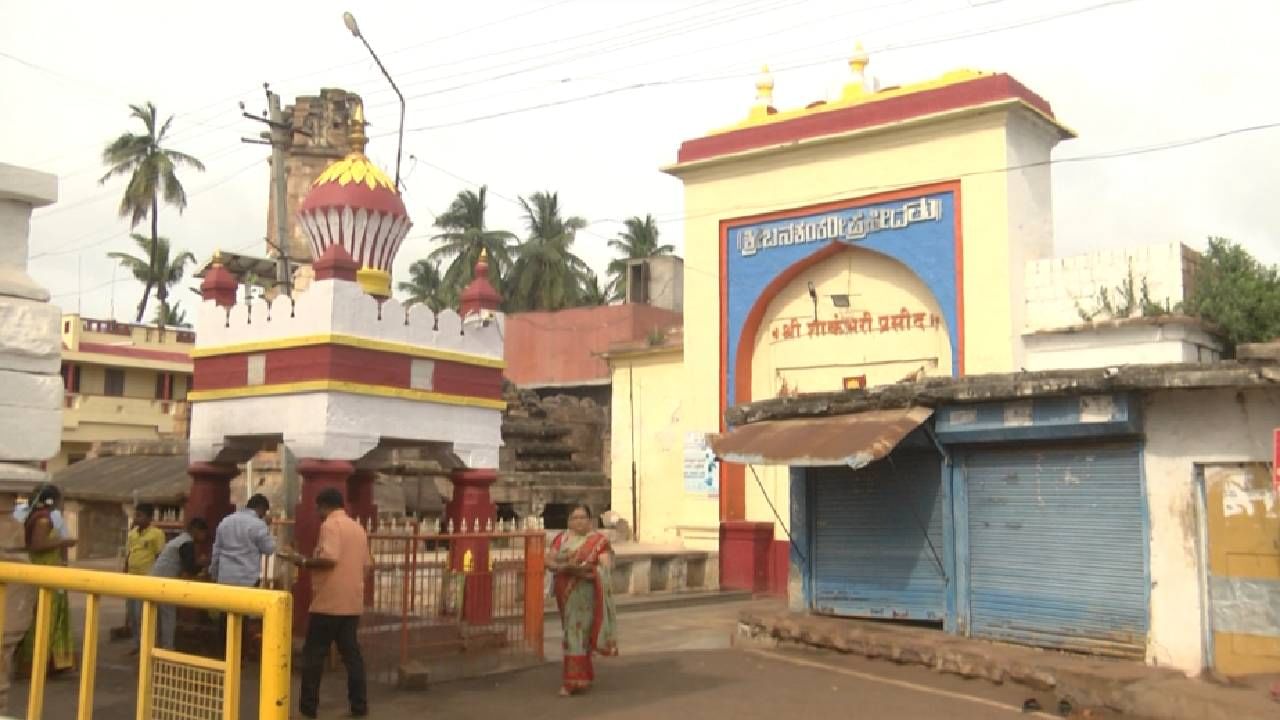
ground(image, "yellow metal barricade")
xmin=0 ymin=562 xmax=291 ymax=720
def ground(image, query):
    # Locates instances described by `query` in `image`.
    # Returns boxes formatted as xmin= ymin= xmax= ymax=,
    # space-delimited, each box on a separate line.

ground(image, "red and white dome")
xmin=297 ymin=102 xmax=410 ymax=294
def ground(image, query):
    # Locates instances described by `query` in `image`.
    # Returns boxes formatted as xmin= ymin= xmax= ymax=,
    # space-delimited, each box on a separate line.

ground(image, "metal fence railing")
xmin=264 ymin=517 xmax=546 ymax=685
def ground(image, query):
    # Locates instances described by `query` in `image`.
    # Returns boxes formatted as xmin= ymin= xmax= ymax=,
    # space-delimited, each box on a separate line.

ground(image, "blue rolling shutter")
xmin=810 ymin=451 xmax=946 ymax=621
xmin=962 ymin=444 xmax=1147 ymax=658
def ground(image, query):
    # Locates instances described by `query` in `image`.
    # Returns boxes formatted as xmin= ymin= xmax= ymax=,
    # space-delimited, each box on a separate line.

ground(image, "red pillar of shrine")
xmin=184 ymin=462 xmax=238 ymax=558
xmin=347 ymin=468 xmax=379 ymax=608
xmin=444 ymin=468 xmax=497 ymax=625
xmin=347 ymin=469 xmax=378 ymax=529
xmin=292 ymin=458 xmax=354 ymax=631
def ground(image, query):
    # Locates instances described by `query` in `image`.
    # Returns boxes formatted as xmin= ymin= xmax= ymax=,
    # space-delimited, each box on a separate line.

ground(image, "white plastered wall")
xmin=1142 ymin=387 xmax=1280 ymax=674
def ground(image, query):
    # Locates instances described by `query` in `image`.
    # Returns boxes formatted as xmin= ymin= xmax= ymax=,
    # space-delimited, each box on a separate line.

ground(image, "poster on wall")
xmin=683 ymin=432 xmax=719 ymax=495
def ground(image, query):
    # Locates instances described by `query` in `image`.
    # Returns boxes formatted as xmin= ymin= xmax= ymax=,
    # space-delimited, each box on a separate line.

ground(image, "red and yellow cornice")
xmin=191 ymin=333 xmax=504 ymax=369
xmin=188 ymin=380 xmax=506 ymax=410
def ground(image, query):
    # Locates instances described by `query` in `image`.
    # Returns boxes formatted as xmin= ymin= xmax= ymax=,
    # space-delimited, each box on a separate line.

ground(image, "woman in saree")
xmin=546 ymin=504 xmax=617 ymax=696
xmin=15 ymin=484 xmax=76 ymax=678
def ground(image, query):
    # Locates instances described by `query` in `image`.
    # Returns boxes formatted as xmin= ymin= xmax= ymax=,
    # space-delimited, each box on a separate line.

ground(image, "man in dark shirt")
xmin=148 ymin=518 xmax=209 ymax=650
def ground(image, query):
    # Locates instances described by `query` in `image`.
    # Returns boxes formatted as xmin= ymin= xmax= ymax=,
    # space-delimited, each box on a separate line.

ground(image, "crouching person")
xmin=148 ymin=518 xmax=209 ymax=650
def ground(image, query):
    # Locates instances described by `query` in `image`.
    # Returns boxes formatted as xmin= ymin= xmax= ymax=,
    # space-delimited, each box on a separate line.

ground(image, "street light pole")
xmin=343 ymin=11 xmax=405 ymax=193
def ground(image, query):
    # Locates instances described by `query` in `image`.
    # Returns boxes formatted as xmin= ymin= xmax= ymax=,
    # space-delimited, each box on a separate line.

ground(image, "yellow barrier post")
xmin=77 ymin=593 xmax=100 ymax=720
xmin=224 ymin=612 xmax=243 ymax=719
xmin=26 ymin=587 xmax=54 ymax=720
xmin=258 ymin=592 xmax=293 ymax=719
xmin=0 ymin=562 xmax=292 ymax=720
xmin=136 ymin=600 xmax=158 ymax=720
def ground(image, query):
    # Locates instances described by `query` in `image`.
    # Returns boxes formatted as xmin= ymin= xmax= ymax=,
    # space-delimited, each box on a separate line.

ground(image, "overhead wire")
xmin=383 ymin=0 xmax=1138 ymax=134
xmin=30 ymin=155 xmax=268 ymax=261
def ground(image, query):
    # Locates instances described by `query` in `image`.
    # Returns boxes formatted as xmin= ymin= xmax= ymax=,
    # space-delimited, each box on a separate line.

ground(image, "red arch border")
xmin=716 ymin=180 xmax=964 ymax=521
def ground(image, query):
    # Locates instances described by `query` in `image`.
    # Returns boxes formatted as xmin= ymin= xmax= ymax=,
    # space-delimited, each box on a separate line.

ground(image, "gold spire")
xmin=211 ymin=248 xmax=224 ymax=266
xmin=349 ymin=99 xmax=368 ymax=154
xmin=311 ymin=96 xmax=396 ymax=191
xmin=478 ymin=248 xmax=489 ymax=263
xmin=755 ymin=64 xmax=775 ymax=107
xmin=849 ymin=41 xmax=869 ymax=77
xmin=840 ymin=41 xmax=872 ymax=101
xmin=747 ymin=64 xmax=775 ymax=122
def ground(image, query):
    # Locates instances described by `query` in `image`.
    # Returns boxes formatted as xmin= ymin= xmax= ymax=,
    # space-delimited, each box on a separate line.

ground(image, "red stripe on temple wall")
xmin=677 ymin=74 xmax=1056 ymax=165
xmin=193 ymin=345 xmax=504 ymax=400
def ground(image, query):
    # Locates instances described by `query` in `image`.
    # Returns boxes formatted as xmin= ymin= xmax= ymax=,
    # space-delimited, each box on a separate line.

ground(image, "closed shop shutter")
xmin=962 ymin=444 xmax=1147 ymax=658
xmin=810 ymin=451 xmax=947 ymax=621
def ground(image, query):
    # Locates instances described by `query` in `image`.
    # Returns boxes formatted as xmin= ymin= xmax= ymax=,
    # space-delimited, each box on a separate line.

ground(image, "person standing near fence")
xmin=0 ymin=496 xmax=36 ymax=706
xmin=546 ymin=503 xmax=618 ymax=697
xmin=210 ymin=495 xmax=275 ymax=587
xmin=123 ymin=504 xmax=165 ymax=655
xmin=282 ymin=488 xmax=370 ymax=719
xmin=15 ymin=484 xmax=77 ymax=678
xmin=210 ymin=494 xmax=275 ymax=660
xmin=147 ymin=517 xmax=209 ymax=650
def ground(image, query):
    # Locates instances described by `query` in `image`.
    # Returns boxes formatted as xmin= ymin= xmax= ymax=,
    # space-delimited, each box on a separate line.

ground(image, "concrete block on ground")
xmin=397 ymin=661 xmax=430 ymax=690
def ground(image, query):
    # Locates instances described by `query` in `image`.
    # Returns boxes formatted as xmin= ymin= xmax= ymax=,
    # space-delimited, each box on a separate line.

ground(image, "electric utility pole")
xmin=241 ymin=83 xmax=306 ymax=297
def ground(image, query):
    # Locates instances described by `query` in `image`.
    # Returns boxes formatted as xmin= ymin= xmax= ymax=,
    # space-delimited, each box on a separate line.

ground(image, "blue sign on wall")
xmin=722 ymin=188 xmax=961 ymax=409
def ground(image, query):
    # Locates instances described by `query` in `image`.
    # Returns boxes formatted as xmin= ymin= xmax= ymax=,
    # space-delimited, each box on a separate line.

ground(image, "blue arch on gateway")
xmin=723 ymin=188 xmax=960 ymax=407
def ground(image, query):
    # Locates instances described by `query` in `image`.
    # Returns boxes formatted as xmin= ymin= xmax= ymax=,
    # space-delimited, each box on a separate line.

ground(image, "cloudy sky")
xmin=3 ymin=0 xmax=1278 ymax=320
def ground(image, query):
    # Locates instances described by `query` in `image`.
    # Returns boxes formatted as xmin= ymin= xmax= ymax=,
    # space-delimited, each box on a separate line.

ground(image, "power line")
xmin=386 ymin=0 xmax=1137 ymax=134
xmin=397 ymin=0 xmax=949 ymax=116
xmin=386 ymin=0 xmax=807 ymax=103
xmin=356 ymin=0 xmax=742 ymax=102
xmin=150 ymin=0 xmax=588 ymax=144
xmin=29 ymin=156 xmax=267 ymax=261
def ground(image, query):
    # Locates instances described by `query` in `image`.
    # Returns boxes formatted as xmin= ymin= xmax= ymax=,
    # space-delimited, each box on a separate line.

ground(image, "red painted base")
xmin=769 ymin=540 xmax=790 ymax=598
xmin=719 ymin=521 xmax=774 ymax=593
xmin=463 ymin=572 xmax=494 ymax=625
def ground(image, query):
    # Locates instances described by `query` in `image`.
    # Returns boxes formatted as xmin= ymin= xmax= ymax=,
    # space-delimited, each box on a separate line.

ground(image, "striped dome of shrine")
xmin=297 ymin=101 xmax=411 ymax=282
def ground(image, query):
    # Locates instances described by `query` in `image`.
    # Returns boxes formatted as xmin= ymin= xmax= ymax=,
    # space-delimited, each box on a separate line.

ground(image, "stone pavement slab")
xmin=739 ymin=609 xmax=1278 ymax=720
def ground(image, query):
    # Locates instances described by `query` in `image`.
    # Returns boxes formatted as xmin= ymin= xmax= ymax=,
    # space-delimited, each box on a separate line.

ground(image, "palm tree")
xmin=398 ymin=258 xmax=447 ymax=313
xmin=607 ymin=214 xmax=674 ymax=301
xmin=152 ymin=301 xmax=188 ymax=327
xmin=108 ymin=234 xmax=196 ymax=330
xmin=579 ymin=272 xmax=610 ymax=307
xmin=505 ymin=191 xmax=590 ymax=312
xmin=429 ymin=187 xmax=516 ymax=308
xmin=99 ymin=102 xmax=206 ymax=322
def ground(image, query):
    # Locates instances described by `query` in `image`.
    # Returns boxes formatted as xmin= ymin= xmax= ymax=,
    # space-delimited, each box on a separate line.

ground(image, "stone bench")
xmin=610 ymin=550 xmax=718 ymax=595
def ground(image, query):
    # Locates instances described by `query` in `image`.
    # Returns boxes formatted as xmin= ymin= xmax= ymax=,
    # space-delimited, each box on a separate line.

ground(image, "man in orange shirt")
xmin=283 ymin=488 xmax=370 ymax=719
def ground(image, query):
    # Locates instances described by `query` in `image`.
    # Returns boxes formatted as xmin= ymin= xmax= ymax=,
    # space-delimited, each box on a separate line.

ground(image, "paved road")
xmin=363 ymin=647 xmax=1108 ymax=720
xmin=7 ymin=594 xmax=1123 ymax=718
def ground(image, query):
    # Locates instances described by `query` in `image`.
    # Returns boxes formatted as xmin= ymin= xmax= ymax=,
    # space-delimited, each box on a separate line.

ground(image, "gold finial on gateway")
xmin=849 ymin=41 xmax=869 ymax=76
xmin=755 ymin=64 xmax=775 ymax=106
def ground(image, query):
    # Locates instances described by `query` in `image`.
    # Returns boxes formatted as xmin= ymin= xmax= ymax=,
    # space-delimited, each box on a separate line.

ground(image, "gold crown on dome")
xmin=312 ymin=101 xmax=396 ymax=192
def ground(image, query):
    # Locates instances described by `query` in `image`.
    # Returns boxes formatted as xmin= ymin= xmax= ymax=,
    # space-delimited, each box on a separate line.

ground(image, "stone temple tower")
xmin=265 ymin=88 xmax=361 ymax=270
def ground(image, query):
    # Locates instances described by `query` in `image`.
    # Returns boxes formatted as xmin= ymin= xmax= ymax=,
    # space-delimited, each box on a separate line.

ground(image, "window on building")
xmin=627 ymin=262 xmax=649 ymax=304
xmin=104 ymin=368 xmax=125 ymax=397
xmin=154 ymin=372 xmax=166 ymax=400
xmin=60 ymin=363 xmax=80 ymax=393
xmin=173 ymin=375 xmax=189 ymax=401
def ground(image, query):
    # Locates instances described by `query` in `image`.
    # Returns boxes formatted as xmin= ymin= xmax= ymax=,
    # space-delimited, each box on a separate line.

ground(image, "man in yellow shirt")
xmin=123 ymin=504 xmax=165 ymax=653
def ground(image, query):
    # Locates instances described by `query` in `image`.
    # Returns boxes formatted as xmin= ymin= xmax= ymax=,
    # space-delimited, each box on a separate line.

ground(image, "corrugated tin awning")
xmin=709 ymin=406 xmax=933 ymax=468
xmin=52 ymin=454 xmax=191 ymax=504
